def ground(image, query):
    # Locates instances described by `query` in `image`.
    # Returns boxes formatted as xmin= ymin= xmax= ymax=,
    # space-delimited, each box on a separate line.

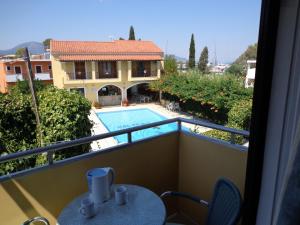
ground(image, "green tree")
xmin=38 ymin=87 xmax=92 ymax=161
xmin=188 ymin=34 xmax=195 ymax=68
xmin=119 ymin=37 xmax=125 ymax=40
xmin=43 ymin=38 xmax=52 ymax=49
xmin=129 ymin=26 xmax=136 ymax=40
xmin=0 ymin=92 xmax=38 ymax=175
xmin=226 ymin=64 xmax=244 ymax=76
xmin=0 ymin=86 xmax=93 ymax=175
xmin=10 ymin=80 xmax=46 ymax=95
xmin=164 ymin=55 xmax=178 ymax=75
xmin=15 ymin=48 xmax=25 ymax=58
xmin=151 ymin=72 xmax=252 ymax=124
xmin=198 ymin=46 xmax=208 ymax=73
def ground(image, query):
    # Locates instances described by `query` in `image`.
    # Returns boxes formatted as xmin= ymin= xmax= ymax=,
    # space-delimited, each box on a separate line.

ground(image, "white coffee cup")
xmin=115 ymin=186 xmax=128 ymax=205
xmin=79 ymin=198 xmax=95 ymax=218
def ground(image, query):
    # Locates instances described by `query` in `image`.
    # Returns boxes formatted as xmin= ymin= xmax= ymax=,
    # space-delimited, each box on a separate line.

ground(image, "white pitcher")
xmin=86 ymin=167 xmax=115 ymax=204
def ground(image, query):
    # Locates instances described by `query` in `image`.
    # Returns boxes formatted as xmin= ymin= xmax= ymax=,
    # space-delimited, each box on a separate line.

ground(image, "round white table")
xmin=57 ymin=184 xmax=166 ymax=225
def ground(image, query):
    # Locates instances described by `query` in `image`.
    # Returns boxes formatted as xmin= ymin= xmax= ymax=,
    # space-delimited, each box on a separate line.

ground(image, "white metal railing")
xmin=35 ymin=73 xmax=52 ymax=80
xmin=5 ymin=74 xmax=24 ymax=82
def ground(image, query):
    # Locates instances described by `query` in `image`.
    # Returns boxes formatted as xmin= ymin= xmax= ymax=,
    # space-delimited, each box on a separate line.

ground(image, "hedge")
xmin=151 ymin=72 xmax=253 ymax=124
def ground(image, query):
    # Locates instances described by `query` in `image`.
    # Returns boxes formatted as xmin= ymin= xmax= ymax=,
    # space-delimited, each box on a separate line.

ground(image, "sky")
xmin=0 ymin=0 xmax=261 ymax=63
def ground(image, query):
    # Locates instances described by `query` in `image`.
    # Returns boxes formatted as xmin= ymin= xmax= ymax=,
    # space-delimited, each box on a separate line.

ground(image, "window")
xmin=70 ymin=88 xmax=85 ymax=96
xmin=74 ymin=62 xmax=86 ymax=79
xmin=137 ymin=61 xmax=145 ymax=75
xmin=103 ymin=62 xmax=112 ymax=75
xmin=48 ymin=65 xmax=52 ymax=70
xmin=35 ymin=65 xmax=42 ymax=73
xmin=14 ymin=66 xmax=21 ymax=74
xmin=6 ymin=66 xmax=11 ymax=71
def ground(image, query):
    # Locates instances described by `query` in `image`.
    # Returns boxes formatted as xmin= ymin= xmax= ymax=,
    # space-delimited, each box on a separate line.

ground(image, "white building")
xmin=245 ymin=60 xmax=256 ymax=88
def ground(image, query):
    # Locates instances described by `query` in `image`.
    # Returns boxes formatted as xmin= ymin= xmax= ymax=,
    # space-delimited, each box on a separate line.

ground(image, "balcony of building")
xmin=0 ymin=118 xmax=248 ymax=225
xmin=62 ymin=61 xmax=121 ymax=85
xmin=34 ymin=72 xmax=52 ymax=81
xmin=128 ymin=61 xmax=161 ymax=82
xmin=5 ymin=74 xmax=24 ymax=82
xmin=62 ymin=60 xmax=161 ymax=85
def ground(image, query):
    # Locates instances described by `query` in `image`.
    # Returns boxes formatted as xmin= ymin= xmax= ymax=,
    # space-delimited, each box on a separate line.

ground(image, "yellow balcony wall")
xmin=0 ymin=132 xmax=248 ymax=225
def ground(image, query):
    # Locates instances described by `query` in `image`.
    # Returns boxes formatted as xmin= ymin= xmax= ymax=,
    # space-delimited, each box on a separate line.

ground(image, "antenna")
xmin=165 ymin=40 xmax=168 ymax=56
xmin=214 ymin=42 xmax=218 ymax=66
xmin=108 ymin=35 xmax=115 ymax=41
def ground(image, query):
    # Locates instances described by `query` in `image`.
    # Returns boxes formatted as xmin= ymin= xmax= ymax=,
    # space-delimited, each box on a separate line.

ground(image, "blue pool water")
xmin=96 ymin=108 xmax=179 ymax=143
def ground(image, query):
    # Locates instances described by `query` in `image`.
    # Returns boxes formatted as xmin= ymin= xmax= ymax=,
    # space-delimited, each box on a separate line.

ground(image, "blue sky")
xmin=1 ymin=0 xmax=261 ymax=63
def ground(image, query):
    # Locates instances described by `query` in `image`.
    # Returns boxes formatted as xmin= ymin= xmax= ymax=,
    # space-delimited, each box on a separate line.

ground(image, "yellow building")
xmin=50 ymin=40 xmax=163 ymax=106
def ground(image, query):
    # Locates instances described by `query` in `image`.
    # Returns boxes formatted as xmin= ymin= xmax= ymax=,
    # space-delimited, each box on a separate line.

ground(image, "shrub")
xmin=0 ymin=86 xmax=93 ymax=175
xmin=38 ymin=87 xmax=93 ymax=161
xmin=227 ymin=99 xmax=253 ymax=130
xmin=151 ymin=72 xmax=252 ymax=124
xmin=203 ymin=99 xmax=253 ymax=144
xmin=0 ymin=93 xmax=38 ymax=175
xmin=9 ymin=80 xmax=46 ymax=95
xmin=163 ymin=55 xmax=178 ymax=75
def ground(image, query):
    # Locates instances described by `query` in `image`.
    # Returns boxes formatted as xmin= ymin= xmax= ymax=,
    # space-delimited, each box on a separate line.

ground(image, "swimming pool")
xmin=96 ymin=108 xmax=178 ymax=143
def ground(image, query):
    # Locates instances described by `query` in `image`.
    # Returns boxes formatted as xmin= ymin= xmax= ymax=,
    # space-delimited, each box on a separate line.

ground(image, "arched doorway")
xmin=126 ymin=83 xmax=159 ymax=104
xmin=98 ymin=85 xmax=122 ymax=106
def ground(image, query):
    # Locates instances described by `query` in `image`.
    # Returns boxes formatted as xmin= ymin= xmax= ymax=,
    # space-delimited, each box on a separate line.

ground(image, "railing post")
xmin=178 ymin=120 xmax=182 ymax=132
xmin=47 ymin=151 xmax=54 ymax=165
xmin=128 ymin=132 xmax=132 ymax=143
xmin=230 ymin=133 xmax=235 ymax=144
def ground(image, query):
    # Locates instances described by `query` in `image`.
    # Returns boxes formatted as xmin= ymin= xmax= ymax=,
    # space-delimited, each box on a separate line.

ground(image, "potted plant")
xmin=122 ymin=100 xmax=129 ymax=107
xmin=92 ymin=101 xmax=101 ymax=109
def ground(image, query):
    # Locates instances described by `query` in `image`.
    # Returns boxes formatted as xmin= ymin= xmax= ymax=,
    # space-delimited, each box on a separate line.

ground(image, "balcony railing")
xmin=35 ymin=73 xmax=52 ymax=80
xmin=5 ymin=74 xmax=24 ymax=82
xmin=132 ymin=70 xmax=158 ymax=78
xmin=65 ymin=72 xmax=93 ymax=80
xmin=0 ymin=117 xmax=249 ymax=179
xmin=96 ymin=71 xmax=118 ymax=79
xmin=0 ymin=117 xmax=249 ymax=225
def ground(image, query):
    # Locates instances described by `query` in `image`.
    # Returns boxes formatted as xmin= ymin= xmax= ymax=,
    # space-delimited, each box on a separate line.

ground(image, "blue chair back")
xmin=206 ymin=178 xmax=242 ymax=225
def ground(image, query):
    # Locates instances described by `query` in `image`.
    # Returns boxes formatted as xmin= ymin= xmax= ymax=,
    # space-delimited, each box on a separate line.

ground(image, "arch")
xmin=97 ymin=84 xmax=123 ymax=94
xmin=126 ymin=82 xmax=151 ymax=91
xmin=126 ymin=82 xmax=159 ymax=104
xmin=97 ymin=84 xmax=122 ymax=106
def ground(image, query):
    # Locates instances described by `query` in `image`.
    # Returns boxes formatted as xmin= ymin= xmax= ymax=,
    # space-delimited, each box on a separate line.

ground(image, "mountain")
xmin=166 ymin=54 xmax=187 ymax=62
xmin=0 ymin=42 xmax=45 ymax=55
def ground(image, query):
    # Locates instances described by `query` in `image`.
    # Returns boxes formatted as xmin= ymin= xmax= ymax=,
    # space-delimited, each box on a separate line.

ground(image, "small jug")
xmin=86 ymin=167 xmax=115 ymax=204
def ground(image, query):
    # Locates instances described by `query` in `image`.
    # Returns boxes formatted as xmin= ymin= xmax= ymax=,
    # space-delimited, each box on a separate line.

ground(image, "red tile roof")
xmin=50 ymin=40 xmax=163 ymax=61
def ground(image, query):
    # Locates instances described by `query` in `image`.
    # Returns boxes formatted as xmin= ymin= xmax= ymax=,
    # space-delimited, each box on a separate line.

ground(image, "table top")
xmin=57 ymin=184 xmax=166 ymax=225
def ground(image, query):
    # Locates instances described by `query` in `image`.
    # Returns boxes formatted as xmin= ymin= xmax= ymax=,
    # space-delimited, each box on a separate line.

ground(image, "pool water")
xmin=96 ymin=108 xmax=179 ymax=143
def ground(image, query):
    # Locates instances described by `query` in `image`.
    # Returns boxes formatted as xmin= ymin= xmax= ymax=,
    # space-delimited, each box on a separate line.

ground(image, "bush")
xmin=9 ymin=80 xmax=46 ymax=95
xmin=38 ymin=87 xmax=93 ymax=161
xmin=151 ymin=72 xmax=252 ymax=124
xmin=163 ymin=55 xmax=178 ymax=75
xmin=0 ymin=93 xmax=38 ymax=175
xmin=203 ymin=99 xmax=253 ymax=144
xmin=227 ymin=99 xmax=252 ymax=130
xmin=0 ymin=86 xmax=93 ymax=175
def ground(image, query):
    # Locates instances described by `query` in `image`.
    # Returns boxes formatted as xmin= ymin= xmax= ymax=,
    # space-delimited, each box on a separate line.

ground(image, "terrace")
xmin=0 ymin=117 xmax=248 ymax=225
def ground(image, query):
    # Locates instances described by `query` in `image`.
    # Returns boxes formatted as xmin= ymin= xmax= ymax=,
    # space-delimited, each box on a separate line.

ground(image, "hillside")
xmin=0 ymin=42 xmax=45 ymax=55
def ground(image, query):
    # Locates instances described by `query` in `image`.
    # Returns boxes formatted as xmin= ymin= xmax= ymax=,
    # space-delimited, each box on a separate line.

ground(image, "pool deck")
xmin=89 ymin=103 xmax=211 ymax=151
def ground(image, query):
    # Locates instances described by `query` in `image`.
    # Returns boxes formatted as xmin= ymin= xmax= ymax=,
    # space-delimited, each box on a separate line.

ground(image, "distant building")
xmin=177 ymin=62 xmax=188 ymax=72
xmin=245 ymin=60 xmax=256 ymax=88
xmin=0 ymin=54 xmax=52 ymax=93
xmin=209 ymin=63 xmax=230 ymax=74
